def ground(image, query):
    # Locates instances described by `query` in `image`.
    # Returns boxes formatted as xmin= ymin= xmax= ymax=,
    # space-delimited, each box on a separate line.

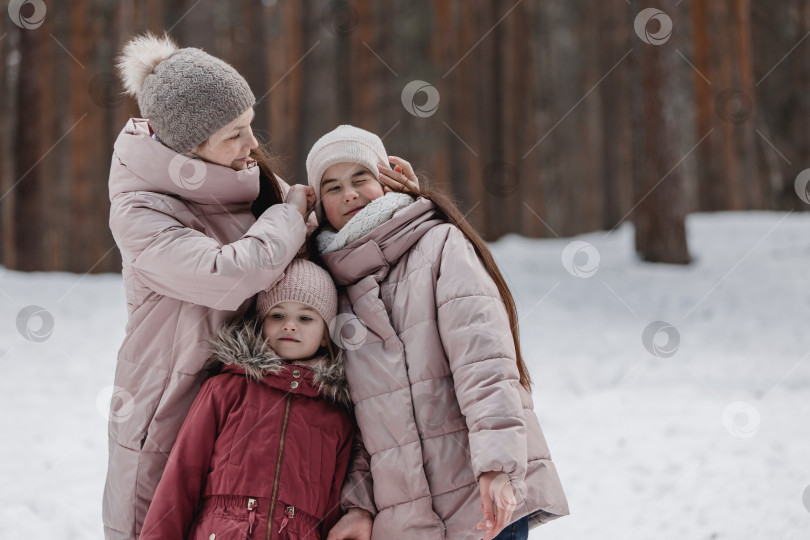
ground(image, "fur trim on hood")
xmin=205 ymin=315 xmax=352 ymax=409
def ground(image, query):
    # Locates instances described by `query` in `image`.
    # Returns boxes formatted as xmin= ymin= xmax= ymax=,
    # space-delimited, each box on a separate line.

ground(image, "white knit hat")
xmin=306 ymin=125 xmax=388 ymax=224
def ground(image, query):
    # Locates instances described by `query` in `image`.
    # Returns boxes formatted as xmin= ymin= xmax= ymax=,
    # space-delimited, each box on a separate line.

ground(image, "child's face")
xmin=320 ymin=162 xmax=385 ymax=230
xmin=261 ymin=302 xmax=328 ymax=360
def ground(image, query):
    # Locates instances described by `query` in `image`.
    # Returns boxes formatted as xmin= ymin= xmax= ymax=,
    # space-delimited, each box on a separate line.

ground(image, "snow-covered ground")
xmin=1 ymin=211 xmax=808 ymax=539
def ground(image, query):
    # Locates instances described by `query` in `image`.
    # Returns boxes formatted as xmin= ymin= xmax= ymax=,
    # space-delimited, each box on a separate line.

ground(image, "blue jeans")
xmin=488 ymin=516 xmax=529 ymax=540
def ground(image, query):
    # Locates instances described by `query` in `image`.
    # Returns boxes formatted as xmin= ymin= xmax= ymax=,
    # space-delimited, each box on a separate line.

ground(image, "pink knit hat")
xmin=256 ymin=259 xmax=337 ymax=324
xmin=306 ymin=124 xmax=389 ymax=224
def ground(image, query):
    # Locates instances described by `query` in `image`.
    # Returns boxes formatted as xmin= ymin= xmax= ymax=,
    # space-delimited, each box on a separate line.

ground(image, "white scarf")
xmin=317 ymin=192 xmax=415 ymax=254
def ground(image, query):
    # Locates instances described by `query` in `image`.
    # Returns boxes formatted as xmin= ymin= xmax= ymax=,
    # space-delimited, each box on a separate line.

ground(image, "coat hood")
xmin=110 ymin=118 xmax=261 ymax=205
xmin=205 ymin=315 xmax=352 ymax=409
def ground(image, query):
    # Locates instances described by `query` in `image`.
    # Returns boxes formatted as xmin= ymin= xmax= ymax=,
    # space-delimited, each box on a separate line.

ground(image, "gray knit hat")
xmin=306 ymin=125 xmax=389 ymax=224
xmin=256 ymin=259 xmax=338 ymax=325
xmin=117 ymin=32 xmax=255 ymax=154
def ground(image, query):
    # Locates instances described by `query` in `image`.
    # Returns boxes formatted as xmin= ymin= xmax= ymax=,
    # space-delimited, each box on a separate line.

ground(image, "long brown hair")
xmin=249 ymin=144 xmax=285 ymax=218
xmin=307 ymin=179 xmax=532 ymax=391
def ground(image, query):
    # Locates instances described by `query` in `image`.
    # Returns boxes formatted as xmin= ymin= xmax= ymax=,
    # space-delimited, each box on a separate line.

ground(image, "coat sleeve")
xmin=139 ymin=378 xmax=224 ymax=540
xmin=434 ymin=226 xmax=529 ymax=490
xmin=338 ymin=429 xmax=377 ymax=517
xmin=321 ymin=424 xmax=356 ymax=537
xmin=109 ymin=192 xmax=305 ymax=310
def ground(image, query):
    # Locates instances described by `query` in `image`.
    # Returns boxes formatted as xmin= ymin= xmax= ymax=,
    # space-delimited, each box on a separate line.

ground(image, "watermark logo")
xmin=483 ymin=160 xmax=520 ymax=197
xmin=97 ymin=385 xmax=135 ymax=423
xmin=8 ymin=0 xmax=46 ymax=29
xmin=321 ymin=0 xmax=359 ymax=37
xmin=329 ymin=313 xmax=369 ymax=351
xmin=561 ymin=241 xmax=600 ymax=278
xmin=721 ymin=401 xmax=760 ymax=438
xmin=715 ymin=88 xmax=753 ymax=125
xmin=634 ymin=8 xmax=672 ymax=46
xmin=89 ymin=73 xmax=125 ymax=110
xmin=16 ymin=305 xmax=54 ymax=342
xmin=168 ymin=155 xmax=207 ymax=191
xmin=265 ymin=237 xmax=289 ymax=270
xmin=413 ymin=392 xmax=451 ymax=430
xmin=642 ymin=321 xmax=680 ymax=358
xmin=794 ymin=169 xmax=810 ymax=205
xmin=401 ymin=80 xmax=440 ymax=118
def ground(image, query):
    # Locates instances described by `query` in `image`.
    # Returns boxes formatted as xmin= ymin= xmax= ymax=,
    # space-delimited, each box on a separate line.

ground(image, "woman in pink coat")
xmin=102 ymin=33 xmax=315 ymax=540
xmin=307 ymin=126 xmax=570 ymax=540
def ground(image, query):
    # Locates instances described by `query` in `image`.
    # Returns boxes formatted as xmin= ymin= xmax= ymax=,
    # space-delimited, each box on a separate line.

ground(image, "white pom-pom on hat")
xmin=116 ymin=32 xmax=178 ymax=98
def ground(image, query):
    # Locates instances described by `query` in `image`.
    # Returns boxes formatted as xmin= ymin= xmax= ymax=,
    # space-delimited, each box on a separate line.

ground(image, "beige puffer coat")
xmin=102 ymin=119 xmax=306 ymax=540
xmin=319 ymin=195 xmax=569 ymax=539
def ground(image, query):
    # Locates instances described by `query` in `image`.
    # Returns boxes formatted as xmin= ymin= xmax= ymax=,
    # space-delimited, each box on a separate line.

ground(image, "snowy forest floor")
xmin=1 ymin=211 xmax=808 ymax=539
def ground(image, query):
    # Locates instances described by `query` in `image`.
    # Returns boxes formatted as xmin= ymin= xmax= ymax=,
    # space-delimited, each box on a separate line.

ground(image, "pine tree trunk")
xmin=12 ymin=25 xmax=45 ymax=270
xmin=631 ymin=0 xmax=691 ymax=264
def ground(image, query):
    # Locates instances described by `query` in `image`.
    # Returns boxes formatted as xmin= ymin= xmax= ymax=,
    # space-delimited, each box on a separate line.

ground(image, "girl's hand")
xmin=326 ymin=508 xmax=372 ymax=540
xmin=378 ymin=156 xmax=419 ymax=195
xmin=476 ymin=471 xmax=517 ymax=540
xmin=286 ymin=184 xmax=315 ymax=219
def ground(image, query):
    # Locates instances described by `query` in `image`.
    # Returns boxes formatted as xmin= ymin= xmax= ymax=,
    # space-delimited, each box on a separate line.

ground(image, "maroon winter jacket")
xmin=140 ymin=316 xmax=355 ymax=540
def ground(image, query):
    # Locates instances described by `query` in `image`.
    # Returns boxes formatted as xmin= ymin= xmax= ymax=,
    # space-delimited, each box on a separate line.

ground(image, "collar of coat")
xmin=318 ymin=193 xmax=445 ymax=286
xmin=204 ymin=314 xmax=353 ymax=409
xmin=110 ymin=118 xmax=261 ymax=206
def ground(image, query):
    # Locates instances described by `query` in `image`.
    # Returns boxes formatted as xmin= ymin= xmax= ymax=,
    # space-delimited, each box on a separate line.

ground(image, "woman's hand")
xmin=477 ymin=471 xmax=517 ymax=540
xmin=304 ymin=184 xmax=317 ymax=215
xmin=286 ymin=184 xmax=316 ymax=219
xmin=326 ymin=508 xmax=373 ymax=540
xmin=378 ymin=156 xmax=419 ymax=195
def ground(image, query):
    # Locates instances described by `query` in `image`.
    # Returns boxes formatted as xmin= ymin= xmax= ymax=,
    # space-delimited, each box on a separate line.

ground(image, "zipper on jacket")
xmin=247 ymin=497 xmax=257 ymax=534
xmin=266 ymin=394 xmax=292 ymax=540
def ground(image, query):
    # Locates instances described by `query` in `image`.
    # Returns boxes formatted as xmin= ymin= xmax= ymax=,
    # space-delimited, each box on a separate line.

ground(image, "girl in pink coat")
xmin=306 ymin=126 xmax=569 ymax=540
xmin=140 ymin=259 xmax=355 ymax=540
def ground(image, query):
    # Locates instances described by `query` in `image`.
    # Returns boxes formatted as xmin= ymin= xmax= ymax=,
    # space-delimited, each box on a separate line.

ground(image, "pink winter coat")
xmin=319 ymin=196 xmax=569 ymax=539
xmin=102 ymin=119 xmax=306 ymax=540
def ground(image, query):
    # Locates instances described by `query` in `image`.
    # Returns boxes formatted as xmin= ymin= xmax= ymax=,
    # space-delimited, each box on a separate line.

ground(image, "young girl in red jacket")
xmin=140 ymin=259 xmax=354 ymax=540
